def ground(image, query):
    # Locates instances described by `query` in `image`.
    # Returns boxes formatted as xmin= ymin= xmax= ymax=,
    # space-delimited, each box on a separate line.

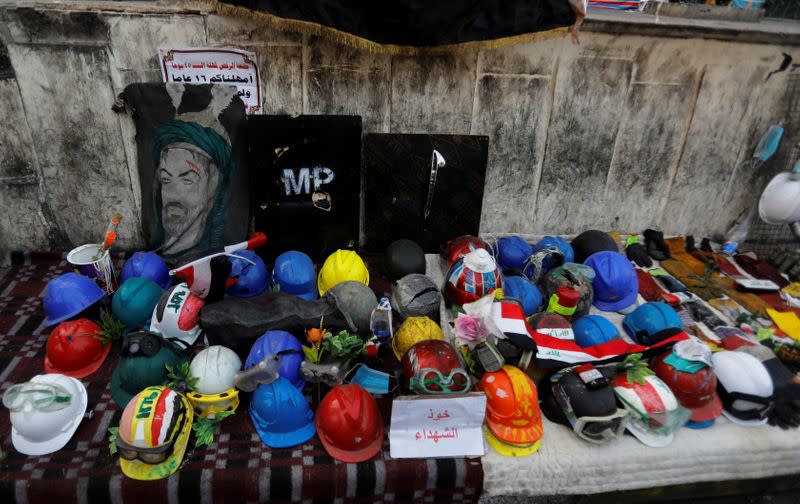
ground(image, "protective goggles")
xmin=409 ymin=368 xmax=471 ymax=395
xmin=719 ymin=389 xmax=774 ymax=421
xmin=121 ymin=331 xmax=162 ymax=357
xmin=300 ymin=361 xmax=345 ymax=387
xmin=618 ymin=398 xmax=691 ymax=436
xmin=186 ymin=389 xmax=240 ymax=417
xmin=235 ymin=350 xmax=302 ymax=392
xmin=3 ymin=382 xmax=72 ymax=412
xmin=571 ymin=410 xmax=628 ymax=444
xmin=522 ymin=247 xmax=564 ymax=283
xmin=116 ymin=409 xmax=186 ymax=464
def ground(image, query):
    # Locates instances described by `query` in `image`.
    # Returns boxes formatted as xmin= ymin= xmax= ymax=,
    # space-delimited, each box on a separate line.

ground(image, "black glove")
xmin=643 ymin=229 xmax=671 ymax=261
xmin=626 ymin=243 xmax=653 ymax=268
xmin=761 ymin=355 xmax=800 ymax=430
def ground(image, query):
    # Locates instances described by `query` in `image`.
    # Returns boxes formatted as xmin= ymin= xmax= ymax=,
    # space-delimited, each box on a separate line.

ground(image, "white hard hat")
xmin=190 ymin=345 xmax=242 ymax=395
xmin=712 ymin=351 xmax=774 ymax=426
xmin=150 ymin=283 xmax=204 ymax=349
xmin=10 ymin=374 xmax=88 ymax=455
xmin=758 ymin=172 xmax=800 ymax=225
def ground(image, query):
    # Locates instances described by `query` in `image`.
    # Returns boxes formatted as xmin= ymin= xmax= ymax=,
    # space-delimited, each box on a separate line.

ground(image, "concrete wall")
xmin=0 ymin=3 xmax=798 ymax=252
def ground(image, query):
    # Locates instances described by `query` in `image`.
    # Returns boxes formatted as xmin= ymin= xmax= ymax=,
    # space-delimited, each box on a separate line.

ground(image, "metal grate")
xmin=745 ymin=71 xmax=800 ymax=256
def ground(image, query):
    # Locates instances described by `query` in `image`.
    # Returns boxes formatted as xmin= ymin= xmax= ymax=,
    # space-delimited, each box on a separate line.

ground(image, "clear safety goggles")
xmin=571 ymin=409 xmax=628 ymax=444
xmin=116 ymin=436 xmax=176 ymax=465
xmin=3 ymin=382 xmax=72 ymax=412
xmin=116 ymin=409 xmax=187 ymax=464
xmin=235 ymin=349 xmax=302 ymax=392
xmin=618 ymin=398 xmax=691 ymax=437
xmin=409 ymin=368 xmax=471 ymax=395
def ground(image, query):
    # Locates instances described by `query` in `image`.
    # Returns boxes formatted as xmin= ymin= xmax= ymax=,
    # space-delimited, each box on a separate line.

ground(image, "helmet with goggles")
xmin=541 ymin=363 xmax=627 ymax=444
xmin=116 ymin=386 xmax=193 ymax=480
xmin=401 ymin=339 xmax=471 ymax=394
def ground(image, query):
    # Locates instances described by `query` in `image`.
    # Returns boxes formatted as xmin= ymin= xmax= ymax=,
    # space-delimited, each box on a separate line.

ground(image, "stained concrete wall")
xmin=0 ymin=3 xmax=798 ymax=252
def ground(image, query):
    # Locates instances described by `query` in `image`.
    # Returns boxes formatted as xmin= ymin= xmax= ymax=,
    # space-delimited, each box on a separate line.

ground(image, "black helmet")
xmin=570 ymin=230 xmax=618 ymax=264
xmin=384 ymin=239 xmax=425 ymax=280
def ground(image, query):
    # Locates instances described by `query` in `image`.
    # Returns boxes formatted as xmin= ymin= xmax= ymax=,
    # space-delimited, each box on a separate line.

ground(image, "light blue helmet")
xmin=249 ymin=377 xmax=316 ymax=448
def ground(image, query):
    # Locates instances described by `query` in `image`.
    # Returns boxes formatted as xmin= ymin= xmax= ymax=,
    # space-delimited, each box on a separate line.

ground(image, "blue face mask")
xmin=349 ymin=364 xmax=390 ymax=395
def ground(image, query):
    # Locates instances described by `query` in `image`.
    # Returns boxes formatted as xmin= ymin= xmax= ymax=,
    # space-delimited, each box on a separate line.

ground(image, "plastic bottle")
xmin=721 ymin=206 xmax=755 ymax=255
xmin=370 ymin=297 xmax=393 ymax=344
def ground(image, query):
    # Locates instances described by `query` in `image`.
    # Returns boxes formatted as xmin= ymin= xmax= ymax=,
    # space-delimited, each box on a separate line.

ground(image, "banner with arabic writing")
xmin=158 ymin=47 xmax=262 ymax=114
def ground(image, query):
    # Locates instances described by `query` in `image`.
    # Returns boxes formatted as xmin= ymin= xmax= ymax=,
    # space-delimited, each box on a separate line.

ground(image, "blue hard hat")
xmin=494 ymin=236 xmax=533 ymax=272
xmin=272 ymin=251 xmax=317 ymax=301
xmin=533 ymin=236 xmax=575 ymax=266
xmin=43 ymin=272 xmax=106 ymax=327
xmin=502 ymin=276 xmax=543 ymax=317
xmin=623 ymin=302 xmax=682 ymax=346
xmin=572 ymin=315 xmax=620 ymax=348
xmin=112 ymin=277 xmax=164 ymax=328
xmin=245 ymin=330 xmax=305 ymax=390
xmin=584 ymin=251 xmax=638 ymax=312
xmin=249 ymin=377 xmax=316 ymax=448
xmin=119 ymin=252 xmax=172 ymax=290
xmin=227 ymin=250 xmax=269 ymax=298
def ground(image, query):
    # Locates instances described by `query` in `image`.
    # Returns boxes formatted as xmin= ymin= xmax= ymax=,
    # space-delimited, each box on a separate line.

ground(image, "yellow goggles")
xmin=185 ymin=388 xmax=240 ymax=418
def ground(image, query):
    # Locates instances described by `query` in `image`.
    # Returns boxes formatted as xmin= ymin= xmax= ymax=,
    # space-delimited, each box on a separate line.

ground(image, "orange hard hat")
xmin=477 ymin=365 xmax=543 ymax=445
xmin=316 ymin=384 xmax=384 ymax=463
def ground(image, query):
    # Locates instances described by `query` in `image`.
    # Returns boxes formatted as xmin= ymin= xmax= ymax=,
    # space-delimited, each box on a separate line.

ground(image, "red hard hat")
xmin=316 ymin=384 xmax=384 ymax=463
xmin=651 ymin=351 xmax=722 ymax=422
xmin=444 ymin=235 xmax=489 ymax=266
xmin=401 ymin=339 xmax=471 ymax=394
xmin=45 ymin=318 xmax=110 ymax=378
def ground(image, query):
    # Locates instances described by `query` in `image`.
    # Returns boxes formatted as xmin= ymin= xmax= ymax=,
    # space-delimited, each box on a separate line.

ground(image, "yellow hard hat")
xmin=318 ymin=250 xmax=370 ymax=296
xmin=484 ymin=426 xmax=541 ymax=457
xmin=392 ymin=316 xmax=444 ymax=360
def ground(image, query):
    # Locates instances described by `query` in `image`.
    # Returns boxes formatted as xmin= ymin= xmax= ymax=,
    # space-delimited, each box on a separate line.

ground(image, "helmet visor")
xmin=3 ymin=382 xmax=72 ymax=412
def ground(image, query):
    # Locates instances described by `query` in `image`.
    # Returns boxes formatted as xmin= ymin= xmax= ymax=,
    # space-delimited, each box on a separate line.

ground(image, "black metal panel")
xmin=249 ymin=115 xmax=362 ymax=263
xmin=363 ymin=133 xmax=488 ymax=252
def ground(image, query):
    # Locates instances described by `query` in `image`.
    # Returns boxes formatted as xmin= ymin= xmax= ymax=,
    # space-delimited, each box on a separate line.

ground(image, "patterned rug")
xmin=0 ymin=253 xmax=483 ymax=503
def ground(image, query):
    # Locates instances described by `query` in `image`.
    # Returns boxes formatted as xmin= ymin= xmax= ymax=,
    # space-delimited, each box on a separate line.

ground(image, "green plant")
xmin=107 ymin=427 xmax=119 ymax=455
xmin=620 ymin=353 xmax=655 ymax=385
xmin=322 ymin=330 xmax=365 ymax=368
xmin=165 ymin=361 xmax=198 ymax=393
xmin=99 ymin=309 xmax=125 ymax=345
xmin=193 ymin=411 xmax=235 ymax=448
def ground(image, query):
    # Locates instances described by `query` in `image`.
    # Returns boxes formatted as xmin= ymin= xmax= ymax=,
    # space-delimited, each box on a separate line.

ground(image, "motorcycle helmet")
xmin=326 ymin=281 xmax=378 ymax=335
xmin=443 ymin=235 xmax=489 ymax=266
xmin=401 ymin=339 xmax=471 ymax=394
xmin=384 ymin=239 xmax=426 ymax=279
xmin=110 ymin=332 xmax=188 ymax=407
xmin=444 ymin=248 xmax=503 ymax=306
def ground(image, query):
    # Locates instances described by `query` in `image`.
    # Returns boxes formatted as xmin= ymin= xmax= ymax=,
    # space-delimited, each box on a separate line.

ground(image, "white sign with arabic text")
xmin=389 ymin=393 xmax=486 ymax=459
xmin=158 ymin=47 xmax=262 ymax=114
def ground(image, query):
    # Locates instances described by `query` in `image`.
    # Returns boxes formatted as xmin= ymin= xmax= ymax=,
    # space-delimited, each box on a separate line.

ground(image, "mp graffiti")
xmin=282 ymin=167 xmax=336 ymax=195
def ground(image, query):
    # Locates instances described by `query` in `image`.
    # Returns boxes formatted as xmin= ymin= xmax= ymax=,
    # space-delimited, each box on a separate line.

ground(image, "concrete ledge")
xmin=585 ymin=10 xmax=800 ymax=46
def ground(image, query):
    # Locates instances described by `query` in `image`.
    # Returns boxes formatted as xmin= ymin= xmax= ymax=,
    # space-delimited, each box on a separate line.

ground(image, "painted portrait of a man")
xmin=151 ymin=120 xmax=234 ymax=260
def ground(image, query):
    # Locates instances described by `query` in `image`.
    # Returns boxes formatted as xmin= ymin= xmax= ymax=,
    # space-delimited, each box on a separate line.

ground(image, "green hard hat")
xmin=112 ymin=277 xmax=164 ymax=328
xmin=110 ymin=341 xmax=187 ymax=407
